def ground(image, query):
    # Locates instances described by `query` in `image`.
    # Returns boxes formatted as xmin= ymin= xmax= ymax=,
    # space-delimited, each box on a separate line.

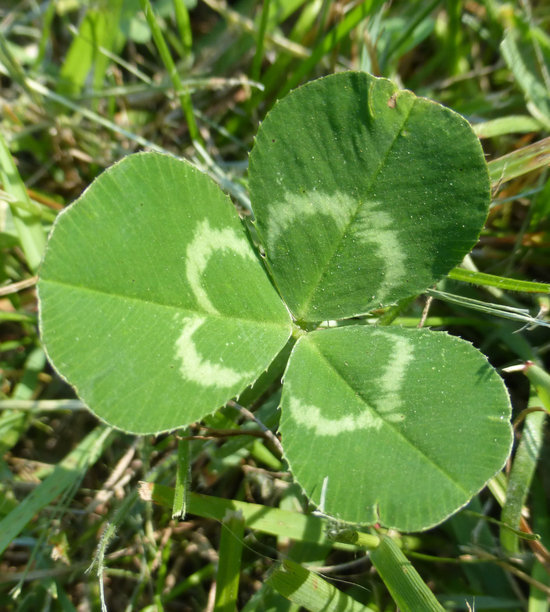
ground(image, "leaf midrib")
xmin=306 ymin=334 xmax=470 ymax=497
xmin=297 ymin=97 xmax=417 ymax=321
xmin=39 ymin=277 xmax=292 ymax=328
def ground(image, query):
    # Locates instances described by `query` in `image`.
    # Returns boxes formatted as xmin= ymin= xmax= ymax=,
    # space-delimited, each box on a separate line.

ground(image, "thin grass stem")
xmin=139 ymin=0 xmax=202 ymax=145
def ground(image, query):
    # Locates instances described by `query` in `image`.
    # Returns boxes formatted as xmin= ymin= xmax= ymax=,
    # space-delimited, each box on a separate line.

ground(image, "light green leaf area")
xmin=249 ymin=72 xmax=490 ymax=322
xmin=38 ymin=153 xmax=291 ymax=434
xmin=280 ymin=326 xmax=512 ymax=532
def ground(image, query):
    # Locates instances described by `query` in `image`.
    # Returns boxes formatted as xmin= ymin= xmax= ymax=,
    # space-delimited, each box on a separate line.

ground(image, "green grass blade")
xmin=501 ymin=28 xmax=550 ymax=129
xmin=202 ymin=0 xmax=309 ymax=60
xmin=0 ymin=348 xmax=45 ymax=459
xmin=380 ymin=0 xmax=440 ymax=70
xmin=473 ymin=115 xmax=545 ymax=138
xmin=488 ymin=136 xmax=550 ymax=185
xmin=35 ymin=0 xmax=57 ymax=67
xmin=0 ymin=399 xmax=85 ymax=411
xmin=0 ymin=426 xmax=114 ymax=555
xmin=501 ymin=392 xmax=546 ymax=553
xmin=286 ymin=0 xmax=323 ymax=42
xmin=524 ymin=362 xmax=550 ymax=411
xmin=529 ymin=561 xmax=550 ymax=612
xmin=25 ymin=77 xmax=168 ymax=152
xmin=173 ymin=0 xmax=193 ymax=57
xmin=250 ymin=0 xmax=271 ymax=82
xmin=58 ymin=9 xmax=106 ymax=96
xmin=92 ymin=0 xmax=124 ymax=98
xmin=139 ymin=0 xmax=201 ymax=144
xmin=214 ymin=510 xmax=245 ymax=612
xmin=369 ymin=536 xmax=445 ymax=612
xmin=172 ymin=434 xmax=191 ymax=520
xmin=279 ymin=0 xmax=379 ymax=97
xmin=448 ymin=267 xmax=550 ymax=293
xmin=241 ymin=583 xmax=298 ymax=611
xmin=248 ymin=437 xmax=282 ymax=470
xmin=428 ymin=288 xmax=550 ymax=328
xmin=267 ymin=558 xmax=370 ymax=611
xmin=139 ymin=483 xmax=379 ymax=550
xmin=0 ymin=132 xmax=46 ymax=272
xmin=162 ymin=564 xmax=215 ymax=603
xmin=376 ymin=296 xmax=418 ymax=326
xmin=0 ymin=31 xmax=39 ymax=104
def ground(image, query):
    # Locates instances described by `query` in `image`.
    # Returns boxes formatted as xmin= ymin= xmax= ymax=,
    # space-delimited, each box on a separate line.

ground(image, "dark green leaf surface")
xmin=280 ymin=325 xmax=512 ymax=531
xmin=249 ymin=72 xmax=490 ymax=322
xmin=39 ymin=153 xmax=291 ymax=434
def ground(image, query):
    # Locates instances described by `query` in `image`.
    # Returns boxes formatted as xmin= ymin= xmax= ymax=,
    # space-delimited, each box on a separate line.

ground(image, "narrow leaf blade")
xmin=267 ymin=558 xmax=370 ymax=612
xmin=370 ymin=536 xmax=445 ymax=612
xmin=0 ymin=426 xmax=113 ymax=555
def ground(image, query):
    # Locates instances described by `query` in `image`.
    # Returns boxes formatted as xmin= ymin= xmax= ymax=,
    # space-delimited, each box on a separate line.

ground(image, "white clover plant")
xmin=38 ymin=72 xmax=512 ymax=532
